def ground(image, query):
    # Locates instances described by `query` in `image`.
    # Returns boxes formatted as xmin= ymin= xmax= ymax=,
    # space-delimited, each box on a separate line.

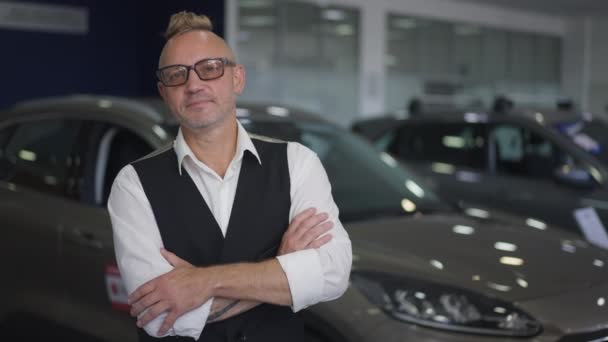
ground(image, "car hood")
xmin=347 ymin=213 xmax=608 ymax=302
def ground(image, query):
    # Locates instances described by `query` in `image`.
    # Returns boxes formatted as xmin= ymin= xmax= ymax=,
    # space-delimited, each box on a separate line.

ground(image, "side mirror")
xmin=553 ymin=164 xmax=596 ymax=189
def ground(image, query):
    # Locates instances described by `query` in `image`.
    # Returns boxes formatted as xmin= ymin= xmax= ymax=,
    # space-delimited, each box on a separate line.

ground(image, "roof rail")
xmin=14 ymin=94 xmax=165 ymax=123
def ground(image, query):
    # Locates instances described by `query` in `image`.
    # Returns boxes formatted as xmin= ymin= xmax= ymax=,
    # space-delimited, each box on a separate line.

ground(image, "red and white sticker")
xmin=105 ymin=264 xmax=130 ymax=312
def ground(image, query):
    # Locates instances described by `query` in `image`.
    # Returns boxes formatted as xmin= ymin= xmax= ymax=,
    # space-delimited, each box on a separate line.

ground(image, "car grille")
xmin=557 ymin=329 xmax=608 ymax=342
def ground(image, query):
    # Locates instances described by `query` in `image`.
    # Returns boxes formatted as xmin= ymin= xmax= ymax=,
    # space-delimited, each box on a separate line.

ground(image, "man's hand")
xmin=128 ymin=249 xmax=215 ymax=336
xmin=279 ymin=208 xmax=334 ymax=255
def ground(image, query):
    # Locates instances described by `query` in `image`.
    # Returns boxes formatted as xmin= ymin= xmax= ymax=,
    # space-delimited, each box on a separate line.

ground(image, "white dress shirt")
xmin=107 ymin=122 xmax=352 ymax=340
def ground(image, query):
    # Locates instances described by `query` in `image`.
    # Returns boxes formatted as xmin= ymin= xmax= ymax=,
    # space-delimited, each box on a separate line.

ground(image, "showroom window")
xmin=237 ymin=0 xmax=360 ymax=126
xmin=386 ymin=14 xmax=562 ymax=113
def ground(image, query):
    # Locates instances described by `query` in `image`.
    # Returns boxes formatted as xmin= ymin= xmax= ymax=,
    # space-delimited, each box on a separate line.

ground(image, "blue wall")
xmin=0 ymin=0 xmax=225 ymax=108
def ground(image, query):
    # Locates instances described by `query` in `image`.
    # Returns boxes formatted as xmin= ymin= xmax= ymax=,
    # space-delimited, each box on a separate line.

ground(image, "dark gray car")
xmin=353 ymin=108 xmax=608 ymax=250
xmin=1 ymin=96 xmax=608 ymax=341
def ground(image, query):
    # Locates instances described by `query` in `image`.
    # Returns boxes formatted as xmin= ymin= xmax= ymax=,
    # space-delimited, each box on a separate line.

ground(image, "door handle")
xmin=66 ymin=228 xmax=104 ymax=249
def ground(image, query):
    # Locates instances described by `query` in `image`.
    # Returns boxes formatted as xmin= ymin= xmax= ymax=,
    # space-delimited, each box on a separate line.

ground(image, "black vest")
xmin=131 ymin=138 xmax=304 ymax=342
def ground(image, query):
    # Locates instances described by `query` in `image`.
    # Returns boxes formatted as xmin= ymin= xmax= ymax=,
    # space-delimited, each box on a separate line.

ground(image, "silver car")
xmin=1 ymin=95 xmax=607 ymax=341
xmin=352 ymin=109 xmax=608 ymax=249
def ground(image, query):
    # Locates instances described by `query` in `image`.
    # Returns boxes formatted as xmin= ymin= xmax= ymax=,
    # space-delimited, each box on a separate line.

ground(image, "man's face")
xmin=157 ymin=31 xmax=245 ymax=132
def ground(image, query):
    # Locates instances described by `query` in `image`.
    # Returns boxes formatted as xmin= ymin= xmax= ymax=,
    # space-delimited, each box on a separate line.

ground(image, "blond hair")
xmin=164 ymin=11 xmax=213 ymax=40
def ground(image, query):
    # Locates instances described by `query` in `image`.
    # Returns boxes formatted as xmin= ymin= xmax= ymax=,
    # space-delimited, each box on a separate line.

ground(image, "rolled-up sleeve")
xmin=108 ymin=165 xmax=212 ymax=339
xmin=277 ymin=142 xmax=352 ymax=312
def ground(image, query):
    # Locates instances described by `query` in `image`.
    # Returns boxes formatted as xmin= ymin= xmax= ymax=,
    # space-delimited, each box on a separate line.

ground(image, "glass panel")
xmin=452 ymin=23 xmax=482 ymax=82
xmin=553 ymin=118 xmax=608 ymax=166
xmin=3 ymin=120 xmax=81 ymax=197
xmin=389 ymin=123 xmax=487 ymax=170
xmin=480 ymin=28 xmax=508 ymax=82
xmin=238 ymin=0 xmax=279 ymax=102
xmin=385 ymin=13 xmax=562 ymax=112
xmin=241 ymin=118 xmax=444 ymax=221
xmin=387 ymin=15 xmax=420 ymax=74
xmin=317 ymin=7 xmax=359 ymax=125
xmin=535 ymin=35 xmax=561 ymax=84
xmin=492 ymin=124 xmax=575 ymax=178
xmin=101 ymin=128 xmax=154 ymax=206
xmin=419 ymin=20 xmax=452 ymax=77
xmin=279 ymin=2 xmax=323 ymax=117
xmin=385 ymin=14 xmax=424 ymax=113
xmin=508 ymin=32 xmax=535 ymax=82
xmin=237 ymin=0 xmax=360 ymax=126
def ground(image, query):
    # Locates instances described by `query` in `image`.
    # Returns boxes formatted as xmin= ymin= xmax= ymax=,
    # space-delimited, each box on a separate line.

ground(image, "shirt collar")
xmin=174 ymin=121 xmax=262 ymax=175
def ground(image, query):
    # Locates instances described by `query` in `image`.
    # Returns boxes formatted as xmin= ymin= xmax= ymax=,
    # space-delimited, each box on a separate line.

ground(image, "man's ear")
xmin=232 ymin=64 xmax=246 ymax=95
xmin=157 ymin=82 xmax=167 ymax=100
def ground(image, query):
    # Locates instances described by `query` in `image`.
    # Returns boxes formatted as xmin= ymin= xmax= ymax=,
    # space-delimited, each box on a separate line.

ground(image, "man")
xmin=107 ymin=11 xmax=352 ymax=342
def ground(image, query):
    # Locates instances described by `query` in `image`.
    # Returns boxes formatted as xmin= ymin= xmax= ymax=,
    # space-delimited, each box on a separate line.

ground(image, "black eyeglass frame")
xmin=156 ymin=57 xmax=236 ymax=87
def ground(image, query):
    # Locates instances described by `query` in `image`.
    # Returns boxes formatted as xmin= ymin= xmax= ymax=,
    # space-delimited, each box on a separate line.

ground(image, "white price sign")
xmin=574 ymin=207 xmax=608 ymax=250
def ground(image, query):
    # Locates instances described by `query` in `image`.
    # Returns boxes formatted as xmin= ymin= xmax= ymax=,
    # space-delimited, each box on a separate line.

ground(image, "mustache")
xmin=185 ymin=93 xmax=214 ymax=106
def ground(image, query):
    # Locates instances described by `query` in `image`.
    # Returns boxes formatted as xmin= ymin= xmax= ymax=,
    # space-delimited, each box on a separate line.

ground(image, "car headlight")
xmin=351 ymin=270 xmax=542 ymax=337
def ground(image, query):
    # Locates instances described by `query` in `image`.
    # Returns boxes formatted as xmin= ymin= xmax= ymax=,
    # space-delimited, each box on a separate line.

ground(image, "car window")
xmin=241 ymin=119 xmax=445 ymax=222
xmin=1 ymin=120 xmax=81 ymax=198
xmin=78 ymin=123 xmax=155 ymax=207
xmin=491 ymin=124 xmax=578 ymax=178
xmin=554 ymin=119 xmax=608 ymax=166
xmin=374 ymin=129 xmax=396 ymax=152
xmin=388 ymin=122 xmax=487 ymax=170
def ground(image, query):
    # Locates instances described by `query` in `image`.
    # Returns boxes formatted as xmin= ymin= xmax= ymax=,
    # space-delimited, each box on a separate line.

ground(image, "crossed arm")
xmin=128 ymin=208 xmax=334 ymax=336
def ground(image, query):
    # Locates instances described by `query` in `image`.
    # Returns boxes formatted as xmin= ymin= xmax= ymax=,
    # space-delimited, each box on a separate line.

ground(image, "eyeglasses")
xmin=156 ymin=57 xmax=236 ymax=87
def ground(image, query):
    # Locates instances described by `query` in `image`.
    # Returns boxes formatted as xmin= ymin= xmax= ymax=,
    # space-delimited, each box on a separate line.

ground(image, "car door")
xmin=58 ymin=120 xmax=157 ymax=342
xmin=486 ymin=121 xmax=607 ymax=240
xmin=0 ymin=118 xmax=82 ymax=328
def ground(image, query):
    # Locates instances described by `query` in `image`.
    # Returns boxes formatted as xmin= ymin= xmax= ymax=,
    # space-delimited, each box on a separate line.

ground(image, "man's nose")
xmin=185 ymin=68 xmax=206 ymax=92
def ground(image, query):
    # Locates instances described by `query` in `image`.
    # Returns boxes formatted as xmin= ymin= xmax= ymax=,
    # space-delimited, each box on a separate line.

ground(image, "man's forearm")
xmin=207 ymin=298 xmax=261 ymax=323
xmin=207 ymin=258 xmax=292 ymax=306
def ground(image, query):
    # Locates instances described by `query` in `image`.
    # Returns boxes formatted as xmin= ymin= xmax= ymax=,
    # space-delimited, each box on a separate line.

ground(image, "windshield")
xmin=240 ymin=119 xmax=445 ymax=222
xmin=553 ymin=118 xmax=608 ymax=166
